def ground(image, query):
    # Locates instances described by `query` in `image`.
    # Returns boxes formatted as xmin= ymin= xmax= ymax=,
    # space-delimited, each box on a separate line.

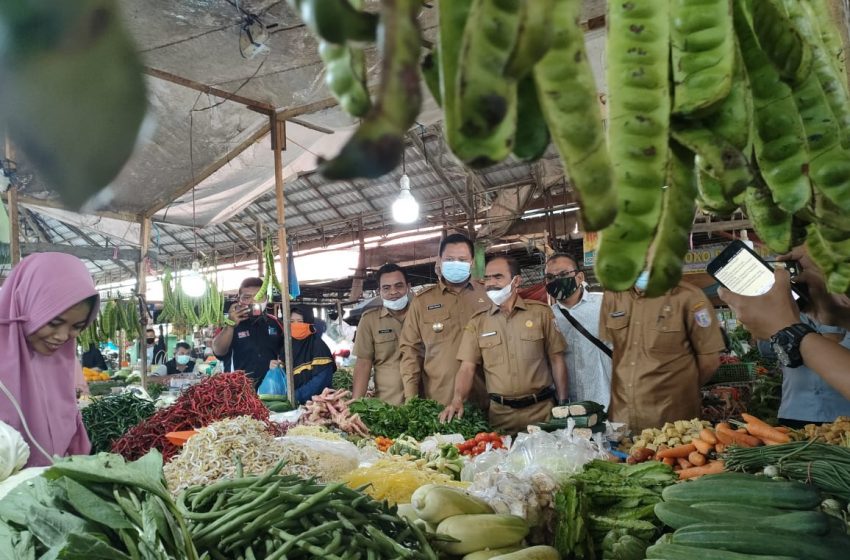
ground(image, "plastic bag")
xmin=258 ymin=366 xmax=288 ymax=397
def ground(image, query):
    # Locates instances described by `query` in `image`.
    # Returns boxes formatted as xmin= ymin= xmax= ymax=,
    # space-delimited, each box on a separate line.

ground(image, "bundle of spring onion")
xmin=725 ymin=439 xmax=850 ymax=501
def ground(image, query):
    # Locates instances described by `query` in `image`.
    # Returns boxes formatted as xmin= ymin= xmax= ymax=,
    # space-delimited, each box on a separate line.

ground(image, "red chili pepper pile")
xmin=111 ymin=372 xmax=272 ymax=461
xmin=456 ymin=432 xmax=505 ymax=457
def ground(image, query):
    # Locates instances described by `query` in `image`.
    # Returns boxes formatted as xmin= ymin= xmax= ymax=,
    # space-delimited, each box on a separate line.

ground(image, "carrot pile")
xmin=628 ymin=413 xmax=791 ymax=480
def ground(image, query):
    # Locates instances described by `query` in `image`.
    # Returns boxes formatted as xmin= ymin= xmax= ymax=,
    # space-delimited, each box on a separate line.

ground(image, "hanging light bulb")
xmin=182 ymin=260 xmax=207 ymax=298
xmin=392 ymin=173 xmax=419 ymax=224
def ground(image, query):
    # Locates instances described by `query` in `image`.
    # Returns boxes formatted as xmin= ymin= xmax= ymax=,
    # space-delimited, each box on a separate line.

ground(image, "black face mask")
xmin=546 ymin=276 xmax=579 ymax=301
xmin=145 ymin=338 xmax=155 ymax=345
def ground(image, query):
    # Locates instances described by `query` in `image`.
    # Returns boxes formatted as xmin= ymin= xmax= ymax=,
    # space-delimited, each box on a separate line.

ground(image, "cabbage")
xmin=0 ymin=421 xmax=29 ymax=481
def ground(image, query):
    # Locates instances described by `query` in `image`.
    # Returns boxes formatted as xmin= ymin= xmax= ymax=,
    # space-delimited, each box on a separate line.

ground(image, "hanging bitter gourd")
xmin=595 ymin=0 xmax=670 ymax=290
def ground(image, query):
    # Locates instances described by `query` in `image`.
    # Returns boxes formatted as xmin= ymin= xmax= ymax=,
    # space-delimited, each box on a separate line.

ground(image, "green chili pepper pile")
xmin=81 ymin=392 xmax=157 ymax=453
xmin=0 ymin=451 xmax=199 ymax=559
xmin=178 ymin=461 xmax=437 ymax=560
xmin=291 ymin=0 xmax=850 ymax=297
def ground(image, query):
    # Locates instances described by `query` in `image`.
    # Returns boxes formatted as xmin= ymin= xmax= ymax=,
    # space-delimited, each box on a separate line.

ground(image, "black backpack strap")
xmin=557 ymin=306 xmax=613 ymax=358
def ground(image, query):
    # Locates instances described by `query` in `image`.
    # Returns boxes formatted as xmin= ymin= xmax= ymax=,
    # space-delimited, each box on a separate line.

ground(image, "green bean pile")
xmin=725 ymin=439 xmax=850 ymax=502
xmin=293 ymin=0 xmax=850 ymax=296
xmin=178 ymin=462 xmax=437 ymax=560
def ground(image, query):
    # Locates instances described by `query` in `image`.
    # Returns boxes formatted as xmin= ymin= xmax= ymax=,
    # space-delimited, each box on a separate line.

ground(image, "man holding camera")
xmin=212 ymin=277 xmax=284 ymax=388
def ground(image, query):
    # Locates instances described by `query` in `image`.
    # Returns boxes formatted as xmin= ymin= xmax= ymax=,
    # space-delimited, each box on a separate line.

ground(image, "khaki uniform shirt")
xmin=599 ymin=282 xmax=725 ymax=431
xmin=353 ymin=306 xmax=406 ymax=405
xmin=457 ymin=297 xmax=567 ymax=397
xmin=399 ymin=279 xmax=491 ymax=406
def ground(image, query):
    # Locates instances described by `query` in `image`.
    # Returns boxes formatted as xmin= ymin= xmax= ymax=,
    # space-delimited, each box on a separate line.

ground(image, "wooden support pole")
xmin=5 ymin=136 xmax=20 ymax=265
xmin=271 ymin=117 xmax=295 ymax=406
xmin=137 ymin=218 xmax=152 ymax=389
xmin=256 ymin=220 xmax=264 ymax=277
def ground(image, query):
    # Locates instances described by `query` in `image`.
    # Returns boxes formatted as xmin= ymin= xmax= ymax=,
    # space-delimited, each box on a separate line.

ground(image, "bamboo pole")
xmin=256 ymin=220 xmax=264 ymax=276
xmin=5 ymin=136 xmax=20 ymax=265
xmin=137 ymin=218 xmax=151 ymax=389
xmin=271 ymin=116 xmax=295 ymax=406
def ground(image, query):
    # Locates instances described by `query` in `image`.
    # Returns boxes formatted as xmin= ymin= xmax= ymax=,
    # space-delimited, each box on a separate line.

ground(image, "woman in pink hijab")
xmin=0 ymin=252 xmax=99 ymax=466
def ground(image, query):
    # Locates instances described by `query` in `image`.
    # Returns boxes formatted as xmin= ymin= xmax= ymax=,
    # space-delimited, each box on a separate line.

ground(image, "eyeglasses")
xmin=544 ymin=270 xmax=580 ymax=282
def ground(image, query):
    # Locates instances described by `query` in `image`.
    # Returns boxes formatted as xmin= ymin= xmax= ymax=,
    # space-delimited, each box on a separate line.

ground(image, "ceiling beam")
xmin=224 ymin=222 xmax=262 ymax=254
xmin=144 ymin=122 xmax=272 ymax=218
xmin=0 ymin=192 xmax=142 ymax=222
xmin=144 ymin=67 xmax=276 ymax=114
xmin=407 ymin=132 xmax=473 ymax=214
xmin=21 ymin=209 xmax=50 ymax=243
xmin=20 ymin=242 xmax=153 ymax=261
xmin=61 ymin=221 xmax=137 ymax=277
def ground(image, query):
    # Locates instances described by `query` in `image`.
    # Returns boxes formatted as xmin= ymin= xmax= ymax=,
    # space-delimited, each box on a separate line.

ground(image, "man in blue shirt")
xmin=758 ymin=315 xmax=850 ymax=428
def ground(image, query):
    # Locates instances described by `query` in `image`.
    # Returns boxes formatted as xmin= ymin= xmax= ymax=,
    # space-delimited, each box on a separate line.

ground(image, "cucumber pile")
xmin=292 ymin=0 xmax=850 ymax=297
xmin=649 ymin=472 xmax=850 ymax=559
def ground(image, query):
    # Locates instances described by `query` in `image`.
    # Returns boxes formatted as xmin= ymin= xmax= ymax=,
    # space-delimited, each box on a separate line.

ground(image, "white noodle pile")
xmin=164 ymin=416 xmax=354 ymax=492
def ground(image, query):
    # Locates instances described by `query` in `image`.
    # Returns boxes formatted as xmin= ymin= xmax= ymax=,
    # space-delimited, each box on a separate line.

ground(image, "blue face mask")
xmin=635 ymin=270 xmax=650 ymax=291
xmin=176 ymin=354 xmax=191 ymax=365
xmin=441 ymin=261 xmax=471 ymax=284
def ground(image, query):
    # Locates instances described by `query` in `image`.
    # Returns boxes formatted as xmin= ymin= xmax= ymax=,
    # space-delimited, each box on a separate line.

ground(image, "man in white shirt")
xmin=544 ymin=253 xmax=612 ymax=408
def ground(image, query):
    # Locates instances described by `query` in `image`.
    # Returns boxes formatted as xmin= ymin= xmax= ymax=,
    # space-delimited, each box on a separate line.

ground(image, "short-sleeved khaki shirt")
xmin=598 ymin=282 xmax=725 ymax=431
xmin=399 ymin=279 xmax=491 ymax=406
xmin=353 ymin=306 xmax=406 ymax=405
xmin=457 ymin=297 xmax=567 ymax=397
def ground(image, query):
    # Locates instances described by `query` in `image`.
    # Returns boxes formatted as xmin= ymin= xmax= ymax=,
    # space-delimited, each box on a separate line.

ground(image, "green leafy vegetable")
xmin=349 ymin=397 xmax=490 ymax=440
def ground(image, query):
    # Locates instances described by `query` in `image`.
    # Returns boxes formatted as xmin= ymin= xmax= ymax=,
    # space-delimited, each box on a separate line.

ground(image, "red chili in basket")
xmin=111 ymin=372 xmax=276 ymax=461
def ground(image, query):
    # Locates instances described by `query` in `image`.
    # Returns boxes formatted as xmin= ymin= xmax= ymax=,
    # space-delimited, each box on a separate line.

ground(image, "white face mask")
xmin=486 ymin=281 xmax=514 ymax=305
xmin=382 ymin=293 xmax=409 ymax=311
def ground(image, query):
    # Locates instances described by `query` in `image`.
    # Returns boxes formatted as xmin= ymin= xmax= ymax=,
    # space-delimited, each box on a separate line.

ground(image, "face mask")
xmin=441 ymin=261 xmax=471 ymax=284
xmin=486 ymin=280 xmax=514 ymax=305
xmin=291 ymin=323 xmax=314 ymax=340
xmin=145 ymin=338 xmax=155 ymax=345
xmin=383 ymin=293 xmax=409 ymax=311
xmin=176 ymin=354 xmax=191 ymax=365
xmin=546 ymin=276 xmax=578 ymax=301
xmin=635 ymin=270 xmax=650 ymax=291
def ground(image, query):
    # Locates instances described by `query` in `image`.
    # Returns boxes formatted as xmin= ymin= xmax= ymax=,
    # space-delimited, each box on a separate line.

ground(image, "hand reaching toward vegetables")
xmin=439 ymin=398 xmax=465 ymax=424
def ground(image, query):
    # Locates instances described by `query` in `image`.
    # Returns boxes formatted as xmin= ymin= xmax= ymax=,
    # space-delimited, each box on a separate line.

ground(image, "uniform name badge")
xmin=480 ymin=331 xmax=497 ymax=337
xmin=237 ymin=331 xmax=250 ymax=339
xmin=694 ymin=307 xmax=712 ymax=328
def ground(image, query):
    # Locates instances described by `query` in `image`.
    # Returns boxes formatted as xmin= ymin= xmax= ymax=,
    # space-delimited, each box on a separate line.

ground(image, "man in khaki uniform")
xmin=599 ymin=272 xmax=725 ymax=432
xmin=352 ymin=263 xmax=411 ymax=405
xmin=440 ymin=256 xmax=569 ymax=434
xmin=399 ymin=233 xmax=491 ymax=406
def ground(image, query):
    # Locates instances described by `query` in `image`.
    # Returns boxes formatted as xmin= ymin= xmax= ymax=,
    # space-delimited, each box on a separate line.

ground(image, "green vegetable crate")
xmin=708 ymin=363 xmax=756 ymax=385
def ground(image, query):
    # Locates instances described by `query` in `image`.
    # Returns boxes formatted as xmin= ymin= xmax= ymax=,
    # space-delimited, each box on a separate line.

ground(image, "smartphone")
xmin=707 ymin=240 xmax=807 ymax=302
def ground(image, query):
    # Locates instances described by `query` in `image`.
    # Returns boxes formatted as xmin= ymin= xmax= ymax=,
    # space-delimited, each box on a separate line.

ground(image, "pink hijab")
xmin=0 ymin=253 xmax=99 ymax=466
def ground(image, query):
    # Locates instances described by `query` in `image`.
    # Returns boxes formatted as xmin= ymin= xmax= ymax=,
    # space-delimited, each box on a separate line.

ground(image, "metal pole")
xmin=271 ymin=116 xmax=295 ymax=406
xmin=137 ymin=218 xmax=151 ymax=389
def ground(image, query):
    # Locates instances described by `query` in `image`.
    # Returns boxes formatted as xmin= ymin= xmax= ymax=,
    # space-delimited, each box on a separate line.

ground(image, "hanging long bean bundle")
xmin=725 ymin=439 xmax=850 ymax=501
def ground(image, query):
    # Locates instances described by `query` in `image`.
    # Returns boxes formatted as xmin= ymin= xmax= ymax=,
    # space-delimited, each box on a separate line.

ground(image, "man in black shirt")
xmin=164 ymin=341 xmax=197 ymax=375
xmin=212 ymin=277 xmax=284 ymax=388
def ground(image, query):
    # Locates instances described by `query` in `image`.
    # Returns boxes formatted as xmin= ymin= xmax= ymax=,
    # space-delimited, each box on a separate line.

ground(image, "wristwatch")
xmin=769 ymin=323 xmax=816 ymax=368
